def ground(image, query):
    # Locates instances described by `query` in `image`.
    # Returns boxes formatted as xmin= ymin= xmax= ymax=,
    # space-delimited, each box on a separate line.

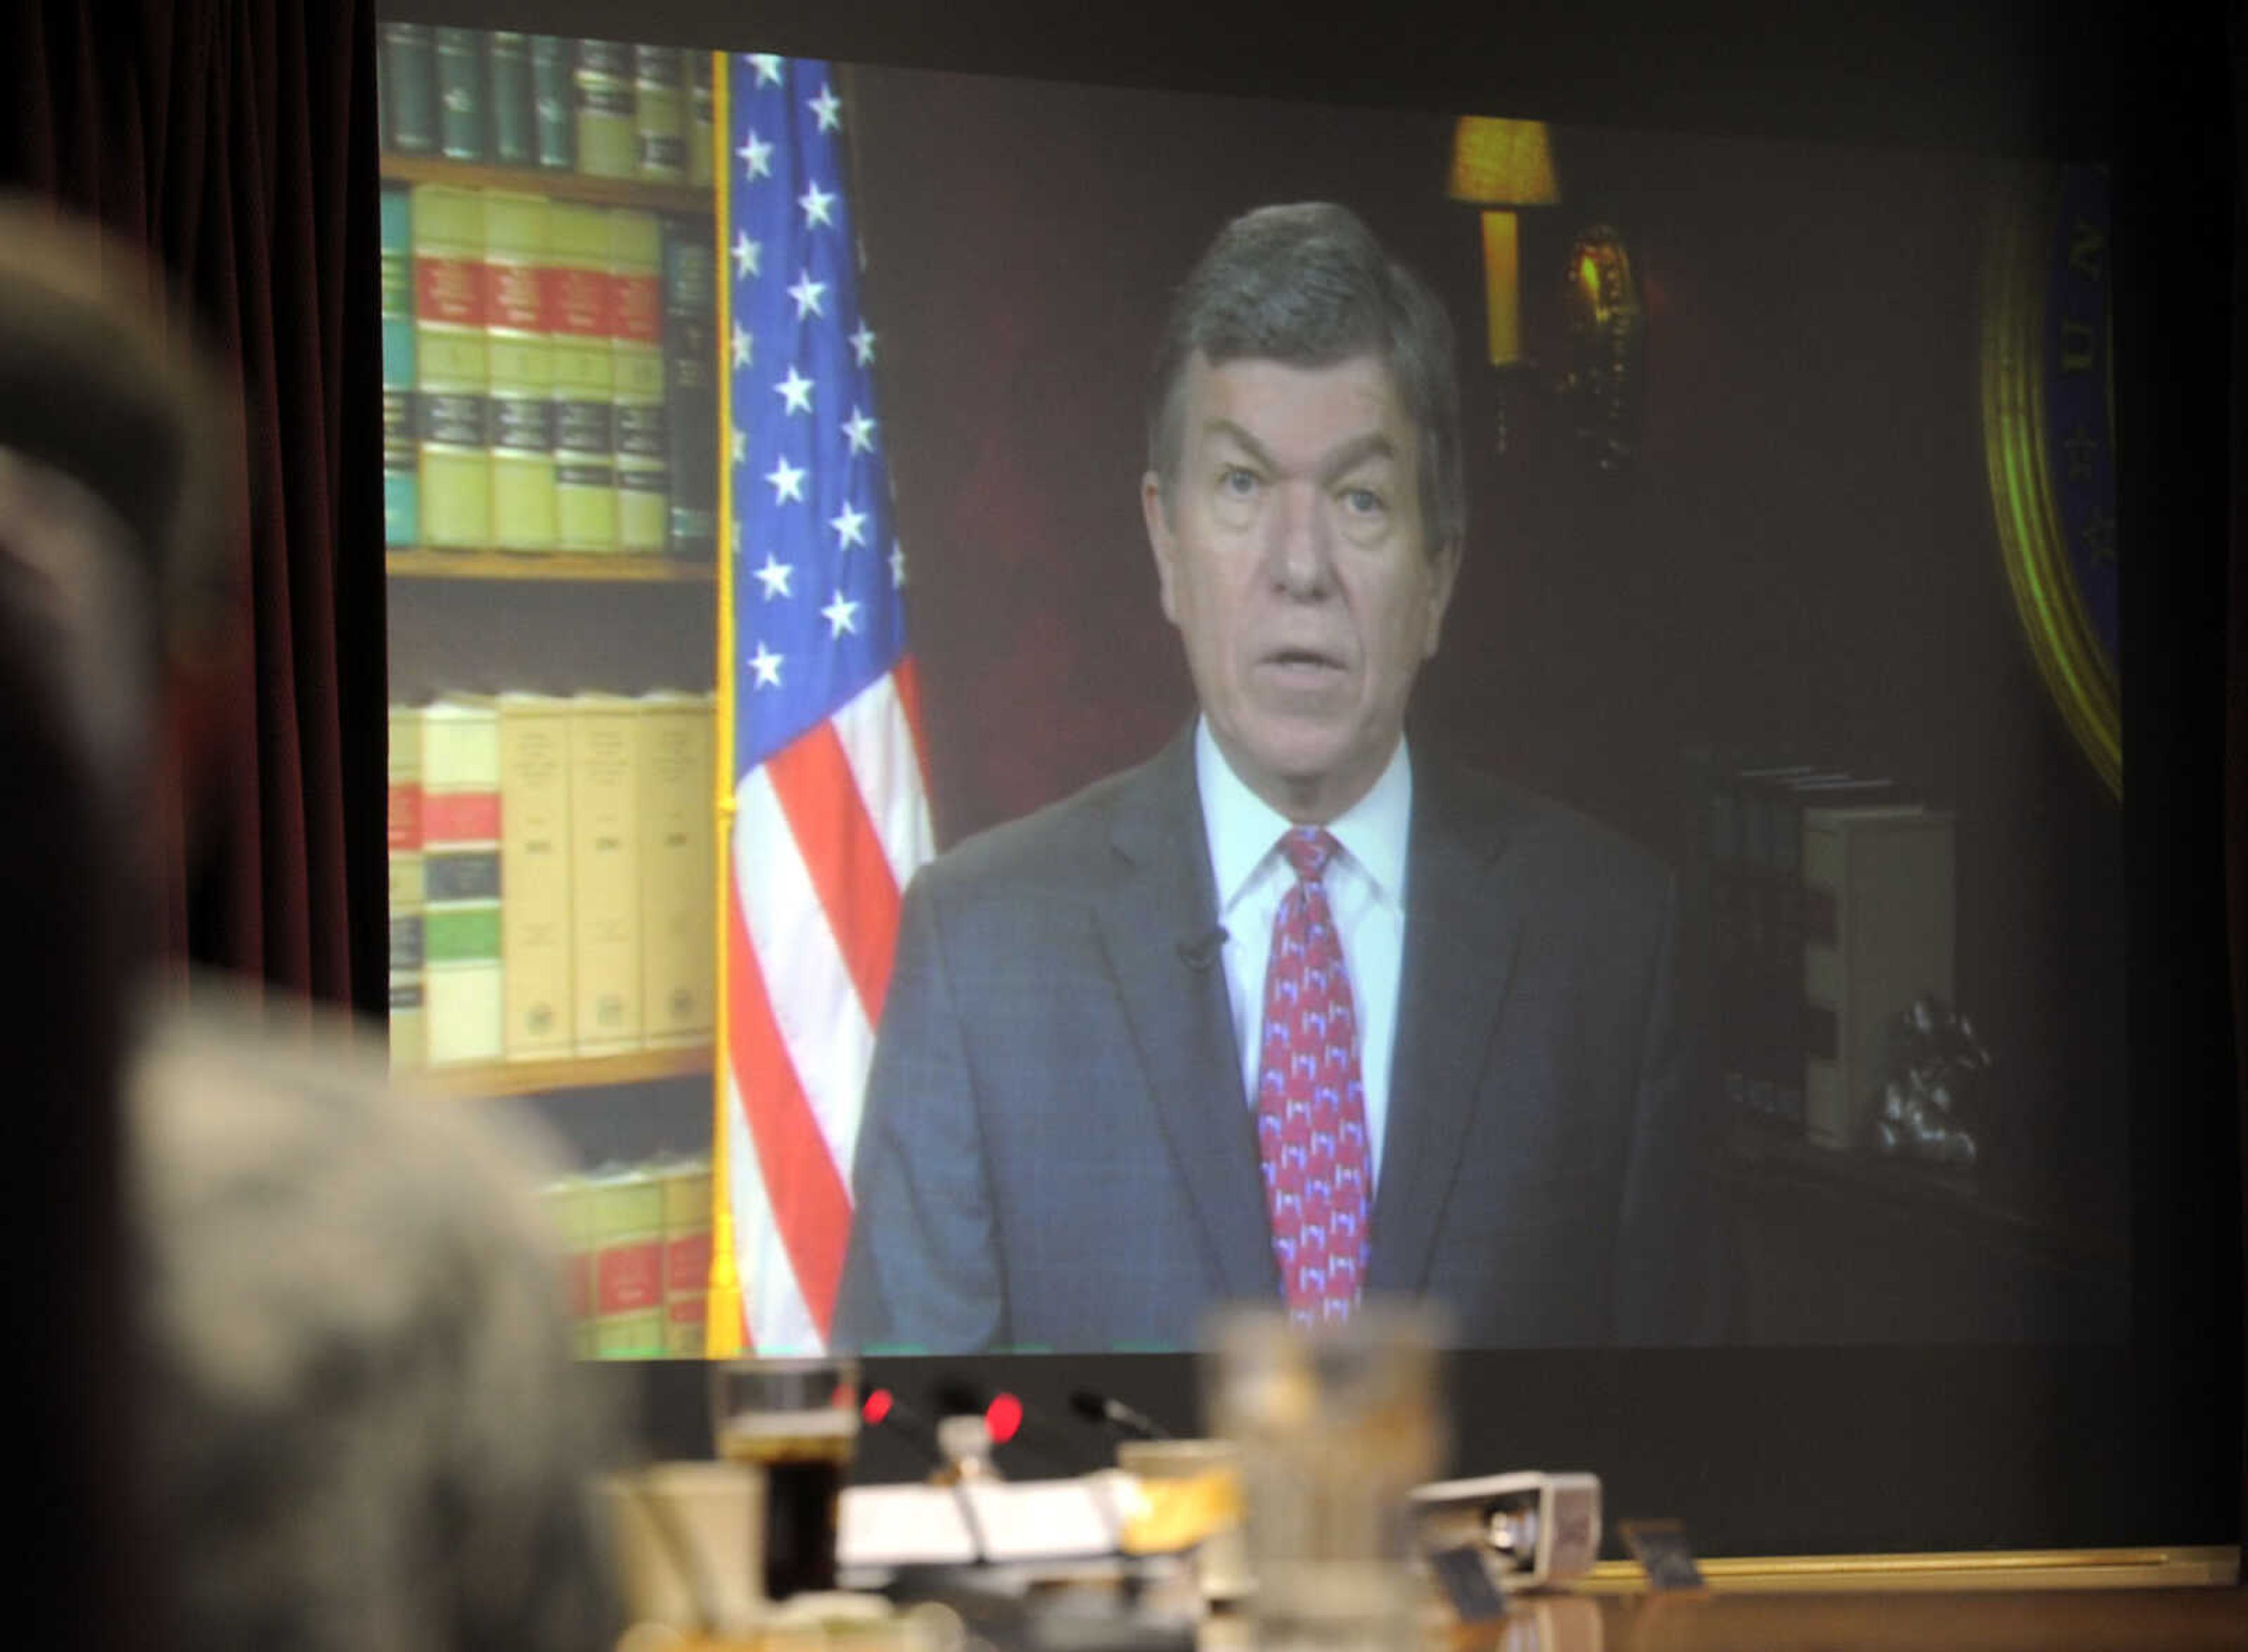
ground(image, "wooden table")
xmin=1483 ymin=1588 xmax=2247 ymax=1651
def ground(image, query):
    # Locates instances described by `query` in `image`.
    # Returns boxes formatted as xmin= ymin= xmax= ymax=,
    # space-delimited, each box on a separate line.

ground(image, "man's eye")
xmin=1341 ymin=486 xmax=1386 ymax=516
xmin=1219 ymin=467 xmax=1260 ymax=498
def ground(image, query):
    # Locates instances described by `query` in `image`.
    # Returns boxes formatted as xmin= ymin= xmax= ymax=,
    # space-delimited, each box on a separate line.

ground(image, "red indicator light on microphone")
xmin=985 ymin=1391 xmax=1024 ymax=1445
xmin=863 ymin=1388 xmax=895 ymax=1427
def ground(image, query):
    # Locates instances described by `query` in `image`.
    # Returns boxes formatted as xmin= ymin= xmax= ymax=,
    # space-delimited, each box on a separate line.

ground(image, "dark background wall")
xmin=846 ymin=67 xmax=2126 ymax=1249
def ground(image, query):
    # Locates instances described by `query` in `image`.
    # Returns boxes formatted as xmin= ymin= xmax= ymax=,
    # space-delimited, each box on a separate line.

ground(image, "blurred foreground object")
xmin=1411 ymin=1472 xmax=1603 ymax=1593
xmin=712 ymin=1356 xmax=861 ymax=1602
xmin=0 ymin=199 xmax=616 ymax=1652
xmin=1205 ymin=1300 xmax=1447 ymax=1652
xmin=133 ymin=996 xmax=617 ymax=1652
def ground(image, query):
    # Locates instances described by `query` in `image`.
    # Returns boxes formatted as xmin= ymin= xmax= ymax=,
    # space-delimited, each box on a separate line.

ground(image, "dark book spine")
xmin=530 ymin=37 xmax=576 ymax=171
xmin=434 ymin=28 xmax=488 ymax=163
xmin=633 ymin=45 xmax=686 ymax=182
xmin=1767 ymin=786 xmax=1807 ymax=1130
xmin=573 ymin=40 xmax=636 ymax=179
xmin=1708 ymin=774 xmax=1751 ymax=1123
xmin=685 ymin=50 xmax=714 ymax=187
xmin=1738 ymin=780 xmax=1779 ymax=1125
xmin=377 ymin=52 xmax=393 ymax=154
xmin=488 ymin=31 xmax=536 ymax=167
xmin=380 ymin=188 xmax=419 ymax=548
xmin=382 ymin=23 xmax=438 ymax=156
xmin=662 ymin=220 xmax=717 ymax=559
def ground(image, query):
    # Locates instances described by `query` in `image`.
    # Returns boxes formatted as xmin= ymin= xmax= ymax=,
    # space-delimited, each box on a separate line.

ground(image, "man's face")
xmin=1144 ymin=350 xmax=1458 ymax=823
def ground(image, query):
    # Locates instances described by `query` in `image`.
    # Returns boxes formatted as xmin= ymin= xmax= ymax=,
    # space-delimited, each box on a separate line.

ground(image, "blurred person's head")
xmin=0 ymin=198 xmax=244 ymax=901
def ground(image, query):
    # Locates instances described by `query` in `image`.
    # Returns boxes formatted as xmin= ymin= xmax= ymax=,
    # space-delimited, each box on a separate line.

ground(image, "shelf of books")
xmin=382 ymin=24 xmax=728 ymax=1357
xmin=386 ymin=548 xmax=717 ymax=583
xmin=379 ymin=152 xmax=716 ymax=218
xmin=388 ymin=693 xmax=719 ymax=1075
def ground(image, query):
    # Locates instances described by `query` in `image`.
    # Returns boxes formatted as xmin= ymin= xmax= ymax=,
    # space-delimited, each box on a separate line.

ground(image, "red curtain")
xmin=1 ymin=0 xmax=387 ymax=1017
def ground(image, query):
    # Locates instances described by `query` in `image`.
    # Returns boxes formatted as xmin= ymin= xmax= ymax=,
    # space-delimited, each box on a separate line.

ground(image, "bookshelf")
xmin=388 ymin=548 xmax=716 ymax=583
xmin=379 ymin=152 xmax=715 ymax=217
xmin=380 ymin=26 xmax=728 ymax=1363
xmin=413 ymin=1044 xmax=714 ymax=1100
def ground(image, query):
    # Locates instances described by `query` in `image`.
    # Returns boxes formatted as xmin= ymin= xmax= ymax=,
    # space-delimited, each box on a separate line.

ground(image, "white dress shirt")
xmin=1195 ymin=718 xmax=1411 ymax=1192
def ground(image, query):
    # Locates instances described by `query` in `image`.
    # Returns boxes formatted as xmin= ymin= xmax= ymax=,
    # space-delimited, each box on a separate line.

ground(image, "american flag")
xmin=718 ymin=52 xmax=932 ymax=1355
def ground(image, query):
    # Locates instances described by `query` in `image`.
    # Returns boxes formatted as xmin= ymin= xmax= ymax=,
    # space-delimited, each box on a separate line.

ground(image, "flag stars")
xmin=841 ymin=406 xmax=877 ymax=454
xmin=765 ymin=455 xmax=806 ymax=503
xmin=728 ymin=424 xmax=746 ymax=465
xmin=788 ymin=270 xmax=827 ymax=319
xmin=889 ymin=543 xmax=908 ymax=589
xmin=753 ymin=553 xmax=794 ymax=601
xmin=849 ymin=322 xmax=876 ymax=367
xmin=750 ymin=54 xmax=784 ymax=86
xmin=830 ymin=501 xmax=868 ymax=549
xmin=731 ymin=324 xmax=753 ymax=368
xmin=799 ymin=181 xmax=836 ymax=229
xmin=808 ymin=84 xmax=842 ymax=132
xmin=736 ymin=129 xmax=774 ymax=180
xmin=732 ymin=231 xmax=762 ymax=280
xmin=775 ymin=365 xmax=814 ymax=415
xmin=749 ymin=640 xmax=784 ymax=688
xmin=821 ymin=590 xmax=861 ymax=637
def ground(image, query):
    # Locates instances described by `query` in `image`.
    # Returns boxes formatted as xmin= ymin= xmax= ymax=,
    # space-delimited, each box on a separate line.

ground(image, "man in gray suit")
xmin=835 ymin=203 xmax=1719 ymax=1353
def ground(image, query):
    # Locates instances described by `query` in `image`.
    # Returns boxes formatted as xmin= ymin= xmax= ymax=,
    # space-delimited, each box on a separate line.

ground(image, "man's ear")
xmin=1142 ymin=470 xmax=1181 ymax=626
xmin=1423 ymin=539 xmax=1461 ymax=658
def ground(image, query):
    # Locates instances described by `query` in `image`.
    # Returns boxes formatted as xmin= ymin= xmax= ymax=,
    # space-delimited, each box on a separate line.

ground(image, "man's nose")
xmin=1266 ymin=481 xmax=1334 ymax=598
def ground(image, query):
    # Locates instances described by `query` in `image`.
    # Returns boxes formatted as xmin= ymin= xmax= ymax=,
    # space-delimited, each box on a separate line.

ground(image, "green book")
xmin=549 ymin=203 xmax=616 ymax=550
xmin=434 ymin=28 xmax=488 ymax=163
xmin=381 ymin=23 xmax=437 ymax=156
xmin=388 ymin=704 xmax=426 ymax=1071
xmin=662 ymin=219 xmax=715 ymax=558
xmin=421 ymin=697 xmax=503 ymax=1068
xmin=377 ymin=56 xmax=392 ymax=155
xmin=412 ymin=186 xmax=491 ymax=548
xmin=632 ymin=45 xmax=685 ymax=182
xmin=486 ymin=193 xmax=556 ymax=550
xmin=488 ymin=31 xmax=536 ymax=167
xmin=544 ymin=1175 xmax=596 ymax=1357
xmin=685 ymin=51 xmax=714 ymax=187
xmin=380 ymin=188 xmax=418 ymax=548
xmin=530 ymin=36 xmax=575 ymax=170
xmin=661 ymin=1157 xmax=714 ymax=1356
xmin=572 ymin=40 xmax=636 ymax=180
xmin=610 ymin=210 xmax=667 ymax=554
xmin=590 ymin=1164 xmax=667 ymax=1359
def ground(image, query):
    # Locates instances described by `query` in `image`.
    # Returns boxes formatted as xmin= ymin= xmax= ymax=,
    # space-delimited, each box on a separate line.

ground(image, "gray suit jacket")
xmin=834 ymin=731 xmax=1721 ymax=1352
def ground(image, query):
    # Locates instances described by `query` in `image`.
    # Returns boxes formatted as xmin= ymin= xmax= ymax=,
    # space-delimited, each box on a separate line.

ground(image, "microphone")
xmin=868 ymin=1386 xmax=992 ymax=1562
xmin=1069 ymin=1388 xmax=1173 ymax=1441
xmin=862 ymin=1387 xmax=948 ymax=1474
xmin=1177 ymin=925 xmax=1229 ymax=971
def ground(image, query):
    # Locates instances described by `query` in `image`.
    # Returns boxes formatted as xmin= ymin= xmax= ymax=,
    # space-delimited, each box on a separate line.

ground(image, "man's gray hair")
xmin=1145 ymin=201 xmax=1465 ymax=558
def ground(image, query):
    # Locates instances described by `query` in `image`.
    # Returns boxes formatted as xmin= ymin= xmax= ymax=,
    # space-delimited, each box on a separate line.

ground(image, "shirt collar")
xmin=1195 ymin=717 xmax=1413 ymax=915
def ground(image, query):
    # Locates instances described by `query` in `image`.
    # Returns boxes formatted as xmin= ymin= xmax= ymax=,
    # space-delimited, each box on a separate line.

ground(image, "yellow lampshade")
xmin=1448 ymin=117 xmax=1560 ymax=207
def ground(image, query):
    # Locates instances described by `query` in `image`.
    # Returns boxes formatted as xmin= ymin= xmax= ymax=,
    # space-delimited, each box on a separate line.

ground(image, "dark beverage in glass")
xmin=711 ymin=1359 xmax=858 ymax=1601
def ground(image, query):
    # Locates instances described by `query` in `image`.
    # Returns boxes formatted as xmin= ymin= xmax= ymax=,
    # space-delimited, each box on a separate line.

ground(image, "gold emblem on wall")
xmin=1980 ymin=167 xmax=2120 ymax=797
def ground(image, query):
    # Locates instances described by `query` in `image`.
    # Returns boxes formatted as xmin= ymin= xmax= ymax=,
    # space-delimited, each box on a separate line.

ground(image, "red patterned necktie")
xmin=1255 ymin=827 xmax=1373 ymax=1325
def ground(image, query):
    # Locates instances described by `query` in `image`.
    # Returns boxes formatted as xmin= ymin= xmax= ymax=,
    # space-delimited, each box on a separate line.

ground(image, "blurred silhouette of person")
xmin=0 ymin=198 xmax=617 ymax=1652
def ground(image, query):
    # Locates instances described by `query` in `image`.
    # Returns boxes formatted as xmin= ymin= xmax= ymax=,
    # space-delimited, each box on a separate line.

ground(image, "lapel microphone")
xmin=1177 ymin=925 xmax=1229 ymax=971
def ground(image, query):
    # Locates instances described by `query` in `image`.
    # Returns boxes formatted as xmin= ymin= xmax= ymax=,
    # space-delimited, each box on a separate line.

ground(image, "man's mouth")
xmin=1255 ymin=647 xmax=1351 ymax=693
xmin=1261 ymin=646 xmax=1346 ymax=673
